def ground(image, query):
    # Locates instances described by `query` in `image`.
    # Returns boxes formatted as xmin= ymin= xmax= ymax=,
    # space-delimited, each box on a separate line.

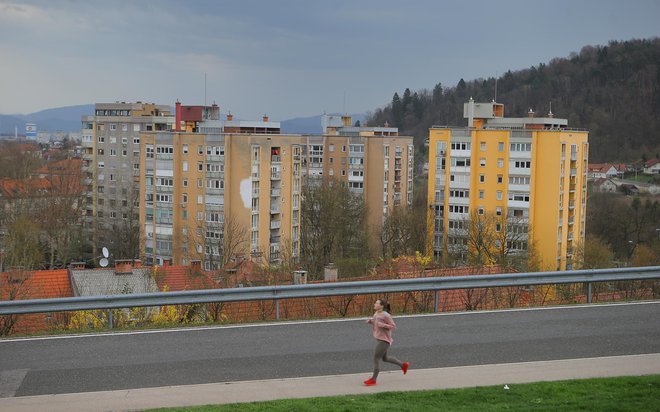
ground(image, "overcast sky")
xmin=1 ymin=0 xmax=659 ymax=120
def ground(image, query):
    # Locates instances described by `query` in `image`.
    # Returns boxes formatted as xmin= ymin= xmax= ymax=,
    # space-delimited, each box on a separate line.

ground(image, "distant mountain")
xmin=0 ymin=104 xmax=94 ymax=135
xmin=281 ymin=113 xmax=366 ymax=134
xmin=0 ymin=105 xmax=366 ymax=136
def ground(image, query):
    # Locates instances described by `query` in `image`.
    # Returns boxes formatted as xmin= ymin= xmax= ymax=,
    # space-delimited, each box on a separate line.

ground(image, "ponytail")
xmin=378 ymin=298 xmax=391 ymax=313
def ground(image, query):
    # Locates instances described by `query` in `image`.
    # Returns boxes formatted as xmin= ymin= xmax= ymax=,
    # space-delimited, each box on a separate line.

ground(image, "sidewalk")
xmin=2 ymin=353 xmax=659 ymax=412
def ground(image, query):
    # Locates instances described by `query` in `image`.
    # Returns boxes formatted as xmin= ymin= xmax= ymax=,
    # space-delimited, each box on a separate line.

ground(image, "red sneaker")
xmin=402 ymin=362 xmax=409 ymax=375
xmin=363 ymin=378 xmax=377 ymax=386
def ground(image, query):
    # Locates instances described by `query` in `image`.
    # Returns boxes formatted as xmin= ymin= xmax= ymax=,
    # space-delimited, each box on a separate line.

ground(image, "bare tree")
xmin=300 ymin=177 xmax=368 ymax=278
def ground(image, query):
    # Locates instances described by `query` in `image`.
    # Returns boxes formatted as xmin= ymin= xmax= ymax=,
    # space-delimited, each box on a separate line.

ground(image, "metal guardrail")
xmin=1 ymin=267 xmax=659 ymax=320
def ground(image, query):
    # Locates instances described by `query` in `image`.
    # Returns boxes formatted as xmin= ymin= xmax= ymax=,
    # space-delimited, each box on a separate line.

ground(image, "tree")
xmin=380 ymin=204 xmax=427 ymax=259
xmin=300 ymin=177 xmax=367 ymax=278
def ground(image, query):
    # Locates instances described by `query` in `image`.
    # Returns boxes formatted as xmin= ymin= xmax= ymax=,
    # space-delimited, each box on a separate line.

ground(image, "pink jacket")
xmin=368 ymin=311 xmax=396 ymax=344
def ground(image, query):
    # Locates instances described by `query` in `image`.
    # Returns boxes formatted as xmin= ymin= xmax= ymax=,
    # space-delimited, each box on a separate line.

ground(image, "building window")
xmin=478 ymin=207 xmax=484 ymax=215
xmin=183 ymin=144 xmax=188 ymax=154
xmin=480 ymin=158 xmax=486 ymax=167
xmin=497 ymin=175 xmax=503 ymax=183
xmin=183 ymin=178 xmax=188 ymax=187
xmin=498 ymin=142 xmax=504 ymax=151
xmin=496 ymin=207 xmax=502 ymax=216
xmin=480 ymin=142 xmax=486 ymax=152
xmin=479 ymin=190 xmax=484 ymax=199
xmin=496 ymin=191 xmax=502 ymax=200
xmin=479 ymin=174 xmax=485 ymax=183
xmin=498 ymin=158 xmax=504 ymax=168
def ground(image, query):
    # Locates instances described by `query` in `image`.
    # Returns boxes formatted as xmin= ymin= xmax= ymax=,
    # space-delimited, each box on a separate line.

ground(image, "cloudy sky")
xmin=1 ymin=0 xmax=659 ymax=120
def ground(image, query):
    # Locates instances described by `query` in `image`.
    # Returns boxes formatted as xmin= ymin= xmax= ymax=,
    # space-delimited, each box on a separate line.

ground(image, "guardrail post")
xmin=434 ymin=290 xmax=439 ymax=313
xmin=276 ymin=300 xmax=280 ymax=320
xmin=108 ymin=309 xmax=113 ymax=329
xmin=587 ymin=283 xmax=592 ymax=304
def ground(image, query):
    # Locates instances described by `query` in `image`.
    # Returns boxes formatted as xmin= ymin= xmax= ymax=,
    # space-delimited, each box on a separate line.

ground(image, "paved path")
xmin=1 ymin=353 xmax=658 ymax=411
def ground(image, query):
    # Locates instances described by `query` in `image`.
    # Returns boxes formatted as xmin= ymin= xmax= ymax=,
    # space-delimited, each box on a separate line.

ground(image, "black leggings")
xmin=372 ymin=340 xmax=403 ymax=380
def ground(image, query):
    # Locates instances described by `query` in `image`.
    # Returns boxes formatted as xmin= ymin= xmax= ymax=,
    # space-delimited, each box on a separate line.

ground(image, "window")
xmin=133 ymin=137 xmax=140 ymax=145
xmin=496 ymin=191 xmax=503 ymax=200
xmin=98 ymin=148 xmax=104 ymax=155
xmin=182 ymin=144 xmax=188 ymax=154
xmin=198 ymin=145 xmax=204 ymax=155
xmin=197 ymin=179 xmax=202 ymax=188
xmin=496 ymin=207 xmax=502 ymax=216
xmin=479 ymin=174 xmax=485 ymax=183
xmin=478 ymin=207 xmax=484 ymax=215
xmin=329 ymin=144 xmax=334 ymax=152
xmin=498 ymin=142 xmax=504 ymax=151
xmin=183 ymin=161 xmax=188 ymax=172
xmin=198 ymin=162 xmax=203 ymax=171
xmin=498 ymin=158 xmax=504 ymax=168
xmin=198 ymin=195 xmax=203 ymax=204
xmin=480 ymin=142 xmax=486 ymax=152
xmin=98 ymin=161 xmax=105 ymax=168
xmin=480 ymin=158 xmax=486 ymax=167
xmin=183 ymin=178 xmax=188 ymax=187
xmin=110 ymin=124 xmax=117 ymax=131
xmin=109 ymin=149 xmax=117 ymax=156
xmin=514 ymin=161 xmax=531 ymax=168
xmin=133 ymin=124 xmax=140 ymax=132
xmin=479 ymin=190 xmax=484 ymax=199
xmin=497 ymin=175 xmax=503 ymax=184
xmin=110 ymin=137 xmax=117 ymax=144
xmin=122 ymin=137 xmax=128 ymax=144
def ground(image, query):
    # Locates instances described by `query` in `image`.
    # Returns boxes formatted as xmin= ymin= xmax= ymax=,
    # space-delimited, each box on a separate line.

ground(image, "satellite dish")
xmin=99 ymin=258 xmax=109 ymax=268
xmin=102 ymin=247 xmax=109 ymax=258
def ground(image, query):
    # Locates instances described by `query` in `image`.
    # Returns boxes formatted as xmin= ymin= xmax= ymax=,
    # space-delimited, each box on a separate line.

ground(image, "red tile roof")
xmin=155 ymin=265 xmax=218 ymax=292
xmin=0 ymin=269 xmax=73 ymax=335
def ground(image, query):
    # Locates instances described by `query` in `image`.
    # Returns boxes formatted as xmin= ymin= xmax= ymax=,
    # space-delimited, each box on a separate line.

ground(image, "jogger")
xmin=364 ymin=298 xmax=409 ymax=386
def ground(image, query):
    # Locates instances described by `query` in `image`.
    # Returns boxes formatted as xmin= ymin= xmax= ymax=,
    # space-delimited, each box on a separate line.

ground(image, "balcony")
xmin=270 ymin=188 xmax=281 ymax=197
xmin=270 ymin=220 xmax=281 ymax=230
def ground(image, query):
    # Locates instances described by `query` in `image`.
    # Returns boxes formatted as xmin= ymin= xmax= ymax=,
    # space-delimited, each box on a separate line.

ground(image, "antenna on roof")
xmin=494 ymin=72 xmax=498 ymax=102
xmin=98 ymin=247 xmax=110 ymax=267
xmin=343 ymin=91 xmax=347 ymax=115
xmin=204 ymin=72 xmax=207 ymax=106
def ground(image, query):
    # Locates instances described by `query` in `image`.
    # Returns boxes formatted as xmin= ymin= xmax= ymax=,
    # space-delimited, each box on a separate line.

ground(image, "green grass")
xmin=146 ymin=375 xmax=660 ymax=412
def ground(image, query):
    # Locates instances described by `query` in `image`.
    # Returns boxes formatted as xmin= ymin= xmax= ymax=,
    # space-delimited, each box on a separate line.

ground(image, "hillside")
xmin=0 ymin=104 xmax=94 ymax=135
xmin=367 ymin=38 xmax=660 ymax=163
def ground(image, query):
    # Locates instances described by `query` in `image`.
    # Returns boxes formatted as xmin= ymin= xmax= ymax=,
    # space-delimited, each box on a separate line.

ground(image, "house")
xmin=0 ymin=268 xmax=72 ymax=335
xmin=588 ymin=163 xmax=622 ymax=179
xmin=620 ymin=183 xmax=639 ymax=195
xmin=69 ymin=260 xmax=157 ymax=296
xmin=155 ymin=263 xmax=218 ymax=291
xmin=592 ymin=178 xmax=618 ymax=193
xmin=643 ymin=158 xmax=660 ymax=174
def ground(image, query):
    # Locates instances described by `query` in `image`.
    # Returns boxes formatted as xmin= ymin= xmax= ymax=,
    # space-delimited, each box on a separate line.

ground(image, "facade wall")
xmin=81 ymin=103 xmax=174 ymax=258
xmin=427 ymin=126 xmax=588 ymax=271
xmin=141 ymin=131 xmax=413 ymax=269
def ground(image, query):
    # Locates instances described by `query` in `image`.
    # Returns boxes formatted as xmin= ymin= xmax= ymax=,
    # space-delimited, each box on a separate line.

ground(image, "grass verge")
xmin=146 ymin=374 xmax=660 ymax=411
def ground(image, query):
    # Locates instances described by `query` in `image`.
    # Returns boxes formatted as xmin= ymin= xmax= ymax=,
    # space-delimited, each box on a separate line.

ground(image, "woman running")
xmin=364 ymin=298 xmax=409 ymax=386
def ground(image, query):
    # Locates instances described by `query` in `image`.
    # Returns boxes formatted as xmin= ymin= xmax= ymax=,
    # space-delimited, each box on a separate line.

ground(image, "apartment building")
xmin=427 ymin=99 xmax=588 ymax=271
xmin=140 ymin=108 xmax=414 ymax=269
xmin=81 ymin=102 xmax=174 ymax=259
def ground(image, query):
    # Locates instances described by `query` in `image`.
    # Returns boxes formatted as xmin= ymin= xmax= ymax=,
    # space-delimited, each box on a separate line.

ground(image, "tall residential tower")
xmin=427 ymin=99 xmax=588 ymax=271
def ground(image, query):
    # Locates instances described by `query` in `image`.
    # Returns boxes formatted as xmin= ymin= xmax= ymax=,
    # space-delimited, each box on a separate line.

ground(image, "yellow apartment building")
xmin=427 ymin=99 xmax=588 ymax=271
xmin=139 ymin=109 xmax=414 ymax=269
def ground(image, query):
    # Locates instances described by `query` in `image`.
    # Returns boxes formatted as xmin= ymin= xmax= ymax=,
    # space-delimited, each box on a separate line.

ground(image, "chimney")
xmin=175 ymin=100 xmax=182 ymax=131
xmin=293 ymin=270 xmax=308 ymax=285
xmin=527 ymin=108 xmax=535 ymax=118
xmin=262 ymin=114 xmax=269 ymax=122
xmin=114 ymin=259 xmax=134 ymax=275
xmin=226 ymin=113 xmax=233 ymax=121
xmin=70 ymin=261 xmax=86 ymax=270
xmin=324 ymin=263 xmax=338 ymax=281
xmin=191 ymin=260 xmax=202 ymax=271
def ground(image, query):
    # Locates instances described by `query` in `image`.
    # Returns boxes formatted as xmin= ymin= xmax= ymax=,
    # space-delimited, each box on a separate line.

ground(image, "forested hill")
xmin=367 ymin=38 xmax=660 ymax=163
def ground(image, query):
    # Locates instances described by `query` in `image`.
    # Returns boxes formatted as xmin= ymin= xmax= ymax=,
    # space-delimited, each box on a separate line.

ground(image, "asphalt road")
xmin=1 ymin=301 xmax=658 ymax=398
